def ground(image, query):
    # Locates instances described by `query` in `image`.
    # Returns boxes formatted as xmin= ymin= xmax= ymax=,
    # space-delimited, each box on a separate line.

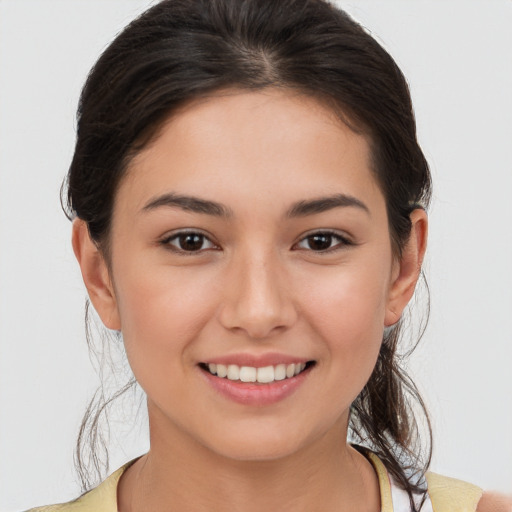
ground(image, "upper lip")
xmin=201 ymin=352 xmax=312 ymax=368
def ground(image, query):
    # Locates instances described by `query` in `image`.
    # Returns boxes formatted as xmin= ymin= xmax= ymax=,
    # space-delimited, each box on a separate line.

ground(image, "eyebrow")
xmin=286 ymin=194 xmax=370 ymax=217
xmin=142 ymin=193 xmax=233 ymax=217
xmin=142 ymin=192 xmax=369 ymax=218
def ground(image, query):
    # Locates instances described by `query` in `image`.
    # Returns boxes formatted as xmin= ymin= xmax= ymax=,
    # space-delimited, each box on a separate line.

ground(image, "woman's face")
xmin=80 ymin=89 xmax=420 ymax=461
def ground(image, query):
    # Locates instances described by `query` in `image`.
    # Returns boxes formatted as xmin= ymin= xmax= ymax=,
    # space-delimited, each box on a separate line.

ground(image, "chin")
xmin=210 ymin=438 xmax=304 ymax=463
xmin=195 ymin=420 xmax=327 ymax=464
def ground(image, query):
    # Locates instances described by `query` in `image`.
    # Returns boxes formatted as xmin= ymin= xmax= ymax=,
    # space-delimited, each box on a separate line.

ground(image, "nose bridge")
xmin=219 ymin=245 xmax=296 ymax=338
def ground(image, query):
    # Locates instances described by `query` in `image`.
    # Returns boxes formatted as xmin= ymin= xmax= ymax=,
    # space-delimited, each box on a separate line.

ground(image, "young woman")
xmin=23 ymin=0 xmax=510 ymax=510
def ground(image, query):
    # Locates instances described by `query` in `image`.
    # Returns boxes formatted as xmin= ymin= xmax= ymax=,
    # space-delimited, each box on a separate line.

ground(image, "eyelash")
xmin=159 ymin=230 xmax=219 ymax=254
xmin=293 ymin=230 xmax=353 ymax=253
xmin=159 ymin=230 xmax=353 ymax=254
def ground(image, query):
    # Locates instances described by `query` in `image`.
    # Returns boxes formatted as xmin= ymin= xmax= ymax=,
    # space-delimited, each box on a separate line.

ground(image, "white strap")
xmin=389 ymin=474 xmax=434 ymax=512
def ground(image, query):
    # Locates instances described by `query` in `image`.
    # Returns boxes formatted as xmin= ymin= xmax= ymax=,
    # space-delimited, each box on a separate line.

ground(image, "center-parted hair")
xmin=65 ymin=1 xmax=432 ymax=509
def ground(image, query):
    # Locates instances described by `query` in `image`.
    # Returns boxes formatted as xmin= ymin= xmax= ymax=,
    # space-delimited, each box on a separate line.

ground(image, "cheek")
xmin=298 ymin=260 xmax=390 ymax=390
xmin=112 ymin=262 xmax=219 ymax=382
xmin=302 ymin=260 xmax=390 ymax=337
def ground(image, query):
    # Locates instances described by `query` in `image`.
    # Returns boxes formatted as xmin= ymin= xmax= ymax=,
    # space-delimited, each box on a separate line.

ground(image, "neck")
xmin=118 ymin=409 xmax=380 ymax=512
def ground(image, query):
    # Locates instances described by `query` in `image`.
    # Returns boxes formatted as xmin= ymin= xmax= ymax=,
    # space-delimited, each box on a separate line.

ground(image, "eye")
xmin=161 ymin=231 xmax=218 ymax=253
xmin=294 ymin=231 xmax=351 ymax=252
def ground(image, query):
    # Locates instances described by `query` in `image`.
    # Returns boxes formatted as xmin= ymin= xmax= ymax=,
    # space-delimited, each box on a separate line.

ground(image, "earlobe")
xmin=72 ymin=219 xmax=121 ymax=330
xmin=384 ymin=209 xmax=428 ymax=327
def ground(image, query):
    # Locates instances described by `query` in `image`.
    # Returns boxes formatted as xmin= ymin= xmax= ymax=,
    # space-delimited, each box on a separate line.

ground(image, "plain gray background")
xmin=0 ymin=0 xmax=511 ymax=510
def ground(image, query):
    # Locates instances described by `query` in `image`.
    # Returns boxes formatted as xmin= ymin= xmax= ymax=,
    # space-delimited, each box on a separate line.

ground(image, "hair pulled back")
xmin=65 ymin=0 xmax=432 ymax=508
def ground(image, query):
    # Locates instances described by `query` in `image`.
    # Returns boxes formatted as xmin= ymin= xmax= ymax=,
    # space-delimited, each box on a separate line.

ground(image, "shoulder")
xmin=427 ymin=472 xmax=512 ymax=512
xmin=23 ymin=496 xmax=88 ymax=512
xmin=24 ymin=502 xmax=84 ymax=512
xmin=23 ymin=462 xmax=129 ymax=512
xmin=24 ymin=506 xmax=77 ymax=512
xmin=476 ymin=491 xmax=512 ymax=512
xmin=426 ymin=472 xmax=482 ymax=511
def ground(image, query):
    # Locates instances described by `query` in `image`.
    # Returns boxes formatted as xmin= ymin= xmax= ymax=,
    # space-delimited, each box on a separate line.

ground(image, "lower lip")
xmin=200 ymin=366 xmax=312 ymax=406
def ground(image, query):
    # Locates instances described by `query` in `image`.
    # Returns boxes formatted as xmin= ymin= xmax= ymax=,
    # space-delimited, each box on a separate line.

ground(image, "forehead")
xmin=119 ymin=89 xmax=383 ymax=216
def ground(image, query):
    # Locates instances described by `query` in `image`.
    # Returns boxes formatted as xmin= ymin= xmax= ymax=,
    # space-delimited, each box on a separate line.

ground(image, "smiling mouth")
xmin=199 ymin=361 xmax=316 ymax=384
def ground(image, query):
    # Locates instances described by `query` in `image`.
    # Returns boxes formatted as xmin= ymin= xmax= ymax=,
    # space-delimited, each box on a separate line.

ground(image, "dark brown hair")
xmin=65 ymin=0 xmax=432 ymax=508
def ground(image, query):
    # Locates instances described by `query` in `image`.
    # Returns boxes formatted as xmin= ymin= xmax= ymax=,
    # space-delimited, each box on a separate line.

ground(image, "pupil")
xmin=179 ymin=234 xmax=203 ymax=251
xmin=309 ymin=234 xmax=331 ymax=251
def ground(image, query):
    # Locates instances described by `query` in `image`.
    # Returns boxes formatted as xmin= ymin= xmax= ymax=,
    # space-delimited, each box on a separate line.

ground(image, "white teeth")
xmin=256 ymin=366 xmax=274 ymax=383
xmin=205 ymin=361 xmax=309 ymax=383
xmin=216 ymin=364 xmax=227 ymax=378
xmin=239 ymin=366 xmax=257 ymax=383
xmin=227 ymin=364 xmax=240 ymax=380
xmin=274 ymin=364 xmax=286 ymax=381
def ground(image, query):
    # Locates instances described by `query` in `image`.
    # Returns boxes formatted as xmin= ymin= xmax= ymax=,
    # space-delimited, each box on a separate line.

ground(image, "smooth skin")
xmin=73 ymin=89 xmax=430 ymax=511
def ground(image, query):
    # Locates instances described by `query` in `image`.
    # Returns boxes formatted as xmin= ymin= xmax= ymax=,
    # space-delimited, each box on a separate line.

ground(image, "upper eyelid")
xmin=160 ymin=228 xmax=215 ymax=242
xmin=158 ymin=228 xmax=353 ymax=248
xmin=295 ymin=229 xmax=353 ymax=243
xmin=292 ymin=230 xmax=354 ymax=252
xmin=159 ymin=229 xmax=220 ymax=252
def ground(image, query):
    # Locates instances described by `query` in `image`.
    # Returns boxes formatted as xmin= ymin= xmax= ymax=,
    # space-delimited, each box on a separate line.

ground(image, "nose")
xmin=218 ymin=250 xmax=298 ymax=339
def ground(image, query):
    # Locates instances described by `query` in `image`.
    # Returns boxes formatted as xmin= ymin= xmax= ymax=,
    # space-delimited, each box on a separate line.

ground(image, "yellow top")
xmin=26 ymin=454 xmax=483 ymax=512
xmin=425 ymin=472 xmax=484 ymax=512
xmin=366 ymin=452 xmax=483 ymax=512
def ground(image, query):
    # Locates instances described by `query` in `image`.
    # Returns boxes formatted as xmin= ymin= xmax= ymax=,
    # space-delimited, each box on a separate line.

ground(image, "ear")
xmin=72 ymin=219 xmax=121 ymax=330
xmin=385 ymin=209 xmax=428 ymax=326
